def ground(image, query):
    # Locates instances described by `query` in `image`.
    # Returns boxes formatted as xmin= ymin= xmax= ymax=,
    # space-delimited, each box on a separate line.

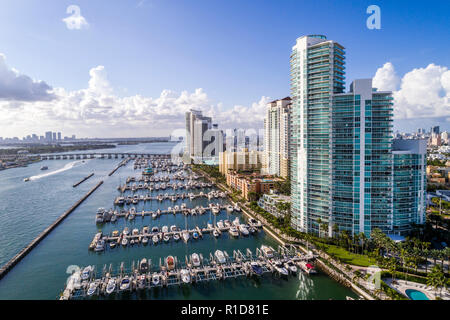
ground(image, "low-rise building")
xmin=226 ymin=171 xmax=283 ymax=200
xmin=257 ymin=190 xmax=291 ymax=218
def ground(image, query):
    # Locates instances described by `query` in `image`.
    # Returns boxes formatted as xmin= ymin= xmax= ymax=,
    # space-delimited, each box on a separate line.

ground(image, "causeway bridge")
xmin=39 ymin=153 xmax=172 ymax=160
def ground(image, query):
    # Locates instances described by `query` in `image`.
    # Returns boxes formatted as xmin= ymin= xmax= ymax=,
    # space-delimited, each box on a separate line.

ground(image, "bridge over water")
xmin=39 ymin=153 xmax=172 ymax=160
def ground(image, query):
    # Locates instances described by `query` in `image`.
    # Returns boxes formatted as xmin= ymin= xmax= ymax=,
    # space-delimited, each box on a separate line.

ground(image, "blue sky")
xmin=0 ymin=0 xmax=448 ymax=137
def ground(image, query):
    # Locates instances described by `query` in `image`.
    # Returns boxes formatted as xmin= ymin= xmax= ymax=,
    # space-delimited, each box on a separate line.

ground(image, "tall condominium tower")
xmin=264 ymin=97 xmax=292 ymax=179
xmin=185 ymin=109 xmax=212 ymax=161
xmin=290 ymin=35 xmax=346 ymax=235
xmin=290 ymin=36 xmax=426 ymax=237
xmin=332 ymin=79 xmax=394 ymax=236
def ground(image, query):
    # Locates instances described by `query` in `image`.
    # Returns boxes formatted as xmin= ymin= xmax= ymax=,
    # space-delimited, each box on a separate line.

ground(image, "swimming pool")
xmin=405 ymin=289 xmax=430 ymax=300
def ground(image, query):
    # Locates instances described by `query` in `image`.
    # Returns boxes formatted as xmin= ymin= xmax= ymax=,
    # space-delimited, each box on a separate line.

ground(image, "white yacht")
xmin=191 ymin=253 xmax=201 ymax=267
xmin=261 ymin=245 xmax=274 ymax=258
xmin=81 ymin=266 xmax=93 ymax=280
xmin=105 ymin=278 xmax=116 ymax=294
xmin=214 ymin=250 xmax=226 ymax=264
xmin=180 ymin=269 xmax=191 ymax=284
xmin=86 ymin=282 xmax=97 ymax=296
xmin=239 ymin=224 xmax=249 ymax=236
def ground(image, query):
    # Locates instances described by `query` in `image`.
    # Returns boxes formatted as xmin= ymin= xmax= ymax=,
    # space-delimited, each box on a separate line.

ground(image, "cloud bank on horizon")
xmin=373 ymin=62 xmax=450 ymax=122
xmin=0 ymin=52 xmax=448 ymax=138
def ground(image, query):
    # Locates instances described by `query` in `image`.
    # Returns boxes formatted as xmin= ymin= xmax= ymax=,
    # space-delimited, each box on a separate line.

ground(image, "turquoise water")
xmin=405 ymin=289 xmax=429 ymax=300
xmin=0 ymin=142 xmax=357 ymax=300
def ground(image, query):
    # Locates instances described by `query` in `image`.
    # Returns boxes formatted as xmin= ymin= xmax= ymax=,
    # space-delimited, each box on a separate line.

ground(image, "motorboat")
xmin=109 ymin=242 xmax=116 ymax=249
xmin=261 ymin=245 xmax=274 ymax=258
xmin=170 ymin=225 xmax=177 ymax=232
xmin=232 ymin=217 xmax=240 ymax=227
xmin=173 ymin=233 xmax=180 ymax=241
xmin=249 ymin=226 xmax=257 ymax=234
xmin=192 ymin=231 xmax=199 ymax=240
xmin=233 ymin=204 xmax=241 ymax=212
xmin=226 ymin=205 xmax=234 ymax=213
xmin=121 ymin=237 xmax=128 ymax=246
xmin=284 ymin=260 xmax=298 ymax=274
xmin=229 ymin=226 xmax=239 ymax=237
xmin=213 ymin=229 xmax=220 ymax=238
xmin=211 ymin=206 xmax=220 ymax=215
xmin=163 ymin=235 xmax=170 ymax=242
xmin=140 ymin=258 xmax=149 ymax=273
xmin=273 ymin=261 xmax=289 ymax=276
xmin=182 ymin=231 xmax=190 ymax=243
xmin=162 ymin=225 xmax=169 ymax=233
xmin=152 ymin=212 xmax=158 ymax=219
xmin=191 ymin=253 xmax=201 ymax=267
xmin=142 ymin=237 xmax=148 ymax=245
xmin=152 ymin=235 xmax=159 ymax=244
xmin=166 ymin=256 xmax=175 ymax=271
xmin=224 ymin=220 xmax=231 ymax=228
xmin=40 ymin=166 xmax=48 ymax=170
xmin=214 ymin=250 xmax=226 ymax=264
xmin=239 ymin=224 xmax=249 ymax=236
xmin=111 ymin=214 xmax=117 ymax=223
xmin=86 ymin=282 xmax=97 ymax=296
xmin=180 ymin=269 xmax=191 ymax=284
xmin=299 ymin=261 xmax=317 ymax=274
xmin=123 ymin=227 xmax=130 ymax=236
xmin=132 ymin=228 xmax=139 ymax=236
xmin=137 ymin=275 xmax=146 ymax=289
xmin=105 ymin=278 xmax=116 ymax=294
xmin=217 ymin=220 xmax=225 ymax=230
xmin=94 ymin=239 xmax=105 ymax=252
xmin=250 ymin=262 xmax=263 ymax=276
xmin=151 ymin=226 xmax=159 ymax=233
xmin=152 ymin=273 xmax=160 ymax=286
xmin=119 ymin=277 xmax=131 ymax=291
xmin=81 ymin=266 xmax=93 ymax=280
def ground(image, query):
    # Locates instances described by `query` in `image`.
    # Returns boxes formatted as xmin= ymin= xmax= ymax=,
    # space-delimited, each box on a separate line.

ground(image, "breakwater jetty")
xmin=0 ymin=181 xmax=104 ymax=280
xmin=73 ymin=173 xmax=95 ymax=188
xmin=108 ymin=158 xmax=130 ymax=176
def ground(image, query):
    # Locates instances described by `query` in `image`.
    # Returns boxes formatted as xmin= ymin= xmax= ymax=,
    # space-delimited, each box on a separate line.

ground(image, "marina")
xmin=62 ymin=245 xmax=314 ymax=299
xmin=0 ymin=142 xmax=359 ymax=300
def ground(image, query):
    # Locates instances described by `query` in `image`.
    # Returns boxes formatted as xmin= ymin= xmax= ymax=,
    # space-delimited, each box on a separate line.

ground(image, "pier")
xmin=73 ymin=173 xmax=94 ymax=188
xmin=0 ymin=181 xmax=104 ymax=280
xmin=61 ymin=245 xmax=312 ymax=300
xmin=108 ymin=158 xmax=131 ymax=176
xmin=96 ymin=203 xmax=235 ymax=224
xmin=89 ymin=219 xmax=263 ymax=251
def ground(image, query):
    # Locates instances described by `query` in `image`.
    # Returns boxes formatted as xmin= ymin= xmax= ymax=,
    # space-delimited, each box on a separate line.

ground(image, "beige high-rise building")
xmin=219 ymin=148 xmax=264 ymax=175
xmin=263 ymin=97 xmax=291 ymax=179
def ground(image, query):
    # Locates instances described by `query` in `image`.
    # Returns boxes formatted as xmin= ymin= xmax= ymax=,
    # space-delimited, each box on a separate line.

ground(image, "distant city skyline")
xmin=0 ymin=1 xmax=448 ymax=138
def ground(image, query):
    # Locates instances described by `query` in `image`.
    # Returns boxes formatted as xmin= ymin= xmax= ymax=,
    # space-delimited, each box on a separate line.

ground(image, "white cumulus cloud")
xmin=373 ymin=62 xmax=450 ymax=120
xmin=0 ymin=59 xmax=268 ymax=137
xmin=0 ymin=53 xmax=54 ymax=102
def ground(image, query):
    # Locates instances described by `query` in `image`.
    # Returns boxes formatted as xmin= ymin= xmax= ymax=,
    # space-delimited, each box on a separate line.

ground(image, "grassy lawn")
xmin=322 ymin=244 xmax=376 ymax=267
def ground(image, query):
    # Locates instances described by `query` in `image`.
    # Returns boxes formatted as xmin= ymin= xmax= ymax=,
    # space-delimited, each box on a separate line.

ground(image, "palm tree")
xmin=359 ymin=232 xmax=367 ymax=255
xmin=332 ymin=224 xmax=340 ymax=240
xmin=427 ymin=265 xmax=447 ymax=298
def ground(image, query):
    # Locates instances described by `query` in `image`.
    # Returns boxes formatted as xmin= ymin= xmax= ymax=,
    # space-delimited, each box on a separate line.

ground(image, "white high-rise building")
xmin=263 ymin=97 xmax=291 ymax=178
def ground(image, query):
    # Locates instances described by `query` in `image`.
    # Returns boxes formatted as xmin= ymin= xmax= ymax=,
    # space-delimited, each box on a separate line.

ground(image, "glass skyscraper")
xmin=290 ymin=35 xmax=426 ymax=237
xmin=290 ymin=35 xmax=345 ymax=235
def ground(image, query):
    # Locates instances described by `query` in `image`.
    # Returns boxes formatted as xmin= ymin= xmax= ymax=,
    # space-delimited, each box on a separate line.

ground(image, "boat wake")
xmin=29 ymin=160 xmax=87 ymax=181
